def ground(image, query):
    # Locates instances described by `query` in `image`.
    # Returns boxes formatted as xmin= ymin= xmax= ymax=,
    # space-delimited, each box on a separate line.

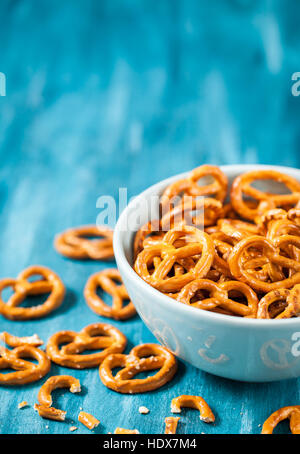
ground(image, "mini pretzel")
xmin=34 ymin=375 xmax=81 ymax=421
xmin=228 ymin=235 xmax=300 ymax=293
xmin=231 ymin=170 xmax=300 ymax=221
xmin=0 ymin=344 xmax=50 ymax=385
xmin=99 ymin=343 xmax=177 ymax=394
xmin=84 ymin=269 xmax=136 ymax=320
xmin=54 ymin=225 xmax=114 ymax=260
xmin=258 ymin=285 xmax=300 ymax=319
xmin=114 ymin=428 xmax=140 ymax=434
xmin=164 ymin=416 xmax=180 ymax=434
xmin=0 ymin=265 xmax=65 ymax=320
xmin=171 ymin=395 xmax=215 ymax=423
xmin=160 ymin=197 xmax=224 ymax=230
xmin=288 ymin=205 xmax=300 ymax=225
xmin=218 ymin=218 xmax=260 ymax=242
xmin=177 ymin=279 xmax=258 ymax=317
xmin=47 ymin=323 xmax=127 ymax=368
xmin=134 ymin=225 xmax=215 ymax=293
xmin=0 ymin=331 xmax=43 ymax=347
xmin=160 ymin=165 xmax=228 ymax=214
xmin=261 ymin=406 xmax=300 ymax=434
xmin=133 ymin=220 xmax=161 ymax=260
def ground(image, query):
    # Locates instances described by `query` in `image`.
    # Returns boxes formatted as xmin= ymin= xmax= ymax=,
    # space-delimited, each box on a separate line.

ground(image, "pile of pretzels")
xmin=134 ymin=165 xmax=300 ymax=319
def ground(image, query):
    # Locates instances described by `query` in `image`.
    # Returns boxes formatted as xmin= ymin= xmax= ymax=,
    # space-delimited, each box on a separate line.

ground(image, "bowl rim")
xmin=114 ymin=163 xmax=300 ymax=329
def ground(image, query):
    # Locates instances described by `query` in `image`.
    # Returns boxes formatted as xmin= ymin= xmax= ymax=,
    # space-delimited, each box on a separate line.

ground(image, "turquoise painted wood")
xmin=0 ymin=0 xmax=300 ymax=434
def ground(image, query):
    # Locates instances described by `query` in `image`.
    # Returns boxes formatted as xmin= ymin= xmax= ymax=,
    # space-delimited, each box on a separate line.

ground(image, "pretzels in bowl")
xmin=133 ymin=165 xmax=300 ymax=320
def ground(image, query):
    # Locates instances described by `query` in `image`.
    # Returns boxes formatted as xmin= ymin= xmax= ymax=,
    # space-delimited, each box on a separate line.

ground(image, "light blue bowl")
xmin=114 ymin=164 xmax=300 ymax=382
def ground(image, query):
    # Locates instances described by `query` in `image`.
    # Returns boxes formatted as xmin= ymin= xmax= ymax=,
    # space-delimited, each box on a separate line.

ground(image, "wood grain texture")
xmin=0 ymin=0 xmax=299 ymax=434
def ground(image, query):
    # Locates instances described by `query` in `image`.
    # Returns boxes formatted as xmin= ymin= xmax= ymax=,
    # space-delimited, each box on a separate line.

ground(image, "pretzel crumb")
xmin=78 ymin=411 xmax=100 ymax=430
xmin=139 ymin=406 xmax=149 ymax=414
xmin=69 ymin=426 xmax=78 ymax=432
xmin=18 ymin=401 xmax=29 ymax=409
xmin=171 ymin=402 xmax=181 ymax=413
xmin=164 ymin=416 xmax=180 ymax=434
xmin=114 ymin=427 xmax=140 ymax=434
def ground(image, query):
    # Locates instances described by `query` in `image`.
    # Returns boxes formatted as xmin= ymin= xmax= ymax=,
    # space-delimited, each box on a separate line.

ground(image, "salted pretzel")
xmin=228 ymin=235 xmax=300 ymax=293
xmin=133 ymin=220 xmax=161 ymax=260
xmin=177 ymin=279 xmax=258 ymax=317
xmin=160 ymin=197 xmax=224 ymax=230
xmin=258 ymin=285 xmax=300 ymax=319
xmin=0 ymin=331 xmax=43 ymax=347
xmin=261 ymin=406 xmax=300 ymax=434
xmin=54 ymin=225 xmax=114 ymax=260
xmin=160 ymin=165 xmax=228 ymax=214
xmin=164 ymin=417 xmax=180 ymax=434
xmin=231 ymin=169 xmax=300 ymax=221
xmin=217 ymin=218 xmax=260 ymax=242
xmin=135 ymin=225 xmax=215 ymax=293
xmin=0 ymin=265 xmax=65 ymax=320
xmin=288 ymin=204 xmax=300 ymax=225
xmin=0 ymin=343 xmax=50 ymax=385
xmin=99 ymin=343 xmax=177 ymax=394
xmin=84 ymin=269 xmax=136 ymax=320
xmin=34 ymin=375 xmax=81 ymax=421
xmin=46 ymin=323 xmax=127 ymax=368
xmin=171 ymin=395 xmax=215 ymax=423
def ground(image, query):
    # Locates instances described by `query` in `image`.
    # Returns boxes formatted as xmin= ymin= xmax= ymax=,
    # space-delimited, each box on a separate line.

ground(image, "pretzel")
xmin=177 ymin=279 xmax=258 ymax=317
xmin=228 ymin=235 xmax=300 ymax=293
xmin=34 ymin=375 xmax=81 ymax=421
xmin=0 ymin=331 xmax=43 ymax=347
xmin=171 ymin=395 xmax=215 ymax=423
xmin=288 ymin=205 xmax=300 ymax=225
xmin=78 ymin=411 xmax=100 ymax=430
xmin=256 ymin=207 xmax=288 ymax=233
xmin=164 ymin=416 xmax=180 ymax=434
xmin=99 ymin=343 xmax=177 ymax=393
xmin=160 ymin=165 xmax=228 ymax=215
xmin=231 ymin=170 xmax=300 ymax=221
xmin=160 ymin=197 xmax=224 ymax=230
xmin=54 ymin=225 xmax=114 ymax=260
xmin=133 ymin=220 xmax=161 ymax=260
xmin=0 ymin=265 xmax=65 ymax=320
xmin=0 ymin=344 xmax=50 ymax=385
xmin=217 ymin=218 xmax=260 ymax=242
xmin=134 ymin=225 xmax=215 ymax=293
xmin=261 ymin=406 xmax=300 ymax=434
xmin=46 ymin=323 xmax=127 ymax=368
xmin=114 ymin=428 xmax=140 ymax=434
xmin=258 ymin=285 xmax=300 ymax=319
xmin=84 ymin=269 xmax=136 ymax=320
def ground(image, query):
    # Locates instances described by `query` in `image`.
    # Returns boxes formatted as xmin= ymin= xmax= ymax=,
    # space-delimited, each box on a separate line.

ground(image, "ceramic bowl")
xmin=113 ymin=164 xmax=300 ymax=382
